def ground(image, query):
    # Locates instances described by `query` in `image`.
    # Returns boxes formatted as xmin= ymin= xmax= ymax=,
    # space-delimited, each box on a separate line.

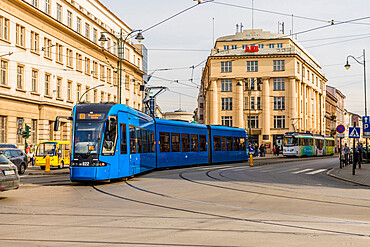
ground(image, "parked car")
xmin=0 ymin=153 xmax=20 ymax=192
xmin=0 ymin=148 xmax=28 ymax=174
xmin=0 ymin=143 xmax=17 ymax=149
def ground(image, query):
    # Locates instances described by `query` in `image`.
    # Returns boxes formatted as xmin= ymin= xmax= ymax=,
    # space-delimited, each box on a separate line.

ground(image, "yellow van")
xmin=35 ymin=141 xmax=70 ymax=169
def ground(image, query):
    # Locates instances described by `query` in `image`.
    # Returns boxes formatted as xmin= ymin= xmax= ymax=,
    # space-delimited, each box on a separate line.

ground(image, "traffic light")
xmin=22 ymin=124 xmax=30 ymax=139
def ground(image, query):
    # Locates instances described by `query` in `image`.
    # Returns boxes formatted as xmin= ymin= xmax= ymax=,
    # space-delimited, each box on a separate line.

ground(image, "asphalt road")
xmin=1 ymin=157 xmax=369 ymax=246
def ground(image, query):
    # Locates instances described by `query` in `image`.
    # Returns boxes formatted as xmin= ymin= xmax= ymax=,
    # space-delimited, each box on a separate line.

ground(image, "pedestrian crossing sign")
xmin=349 ymin=127 xmax=361 ymax=138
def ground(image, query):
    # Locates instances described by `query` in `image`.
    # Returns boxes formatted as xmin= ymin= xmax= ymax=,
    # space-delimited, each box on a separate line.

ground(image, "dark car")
xmin=0 ymin=143 xmax=17 ymax=149
xmin=0 ymin=154 xmax=20 ymax=192
xmin=0 ymin=148 xmax=28 ymax=174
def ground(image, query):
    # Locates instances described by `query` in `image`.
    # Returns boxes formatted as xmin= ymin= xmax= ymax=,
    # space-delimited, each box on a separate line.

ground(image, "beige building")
xmin=199 ymin=29 xmax=327 ymax=150
xmin=0 ymin=0 xmax=145 ymax=148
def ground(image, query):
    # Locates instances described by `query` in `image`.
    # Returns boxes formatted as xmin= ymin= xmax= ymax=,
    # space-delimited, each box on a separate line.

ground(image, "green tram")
xmin=283 ymin=132 xmax=335 ymax=157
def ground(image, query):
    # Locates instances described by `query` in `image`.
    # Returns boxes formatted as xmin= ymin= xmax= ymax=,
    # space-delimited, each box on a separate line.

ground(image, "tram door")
xmin=118 ymin=112 xmax=130 ymax=177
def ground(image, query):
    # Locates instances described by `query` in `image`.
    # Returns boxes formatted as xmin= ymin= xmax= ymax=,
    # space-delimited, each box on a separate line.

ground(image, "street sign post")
xmin=336 ymin=125 xmax=346 ymax=168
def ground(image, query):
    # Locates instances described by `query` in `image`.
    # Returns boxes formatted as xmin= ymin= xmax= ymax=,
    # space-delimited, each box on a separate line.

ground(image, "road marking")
xmin=291 ymin=168 xmax=313 ymax=174
xmin=306 ymin=169 xmax=327 ymax=175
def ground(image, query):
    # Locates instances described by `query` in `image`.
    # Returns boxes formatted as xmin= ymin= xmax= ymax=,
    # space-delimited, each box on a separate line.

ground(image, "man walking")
xmin=343 ymin=143 xmax=350 ymax=166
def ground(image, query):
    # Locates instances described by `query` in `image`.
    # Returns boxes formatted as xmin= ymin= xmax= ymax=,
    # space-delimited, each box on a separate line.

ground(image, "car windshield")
xmin=0 ymin=154 xmax=9 ymax=163
xmin=283 ymin=136 xmax=297 ymax=146
xmin=74 ymin=122 xmax=104 ymax=155
xmin=36 ymin=142 xmax=57 ymax=156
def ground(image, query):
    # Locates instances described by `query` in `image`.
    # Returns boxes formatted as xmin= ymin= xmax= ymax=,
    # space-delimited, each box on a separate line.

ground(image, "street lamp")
xmin=345 ymin=49 xmax=368 ymax=161
xmin=99 ymin=29 xmax=144 ymax=104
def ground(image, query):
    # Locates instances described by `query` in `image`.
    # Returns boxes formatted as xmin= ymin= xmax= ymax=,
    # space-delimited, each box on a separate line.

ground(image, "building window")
xmin=250 ymin=97 xmax=255 ymax=109
xmin=277 ymin=43 xmax=283 ymax=48
xmin=221 ymin=61 xmax=232 ymax=72
xmin=242 ymin=45 xmax=247 ymax=49
xmin=113 ymin=71 xmax=117 ymax=86
xmin=67 ymin=81 xmax=72 ymax=101
xmin=32 ymin=0 xmax=38 ymax=7
xmin=17 ymin=65 xmax=24 ymax=89
xmin=93 ymin=28 xmax=97 ymax=43
xmin=45 ymin=0 xmax=50 ymax=15
xmin=56 ymin=78 xmax=62 ymax=98
xmin=85 ymin=58 xmax=90 ymax=75
xmin=76 ymin=53 xmax=82 ymax=71
xmin=107 ymin=68 xmax=111 ymax=84
xmin=67 ymin=11 xmax=72 ymax=27
xmin=269 ymin=44 xmax=275 ymax=48
xmin=100 ymin=64 xmax=105 ymax=81
xmin=221 ymin=79 xmax=232 ymax=92
xmin=221 ymin=98 xmax=232 ymax=111
xmin=16 ymin=24 xmax=25 ymax=47
xmin=302 ymin=66 xmax=305 ymax=77
xmin=0 ymin=17 xmax=10 ymax=41
xmin=231 ymin=45 xmax=237 ymax=49
xmin=258 ymin=44 xmax=264 ymax=49
xmin=56 ymin=4 xmax=62 ymax=21
xmin=247 ymin=116 xmax=259 ymax=129
xmin=113 ymin=41 xmax=117 ymax=55
xmin=85 ymin=23 xmax=90 ymax=39
xmin=256 ymin=97 xmax=261 ymax=109
xmin=273 ymin=60 xmax=285 ymax=71
xmin=221 ymin=116 xmax=232 ymax=127
xmin=85 ymin=86 xmax=90 ymax=102
xmin=100 ymin=91 xmax=105 ymax=102
xmin=31 ymin=70 xmax=38 ymax=92
xmin=77 ymin=84 xmax=81 ymax=101
xmin=76 ymin=17 xmax=81 ymax=33
xmin=273 ymin=78 xmax=285 ymax=91
xmin=44 ymin=38 xmax=52 ymax=58
xmin=31 ymin=119 xmax=37 ymax=144
xmin=0 ymin=60 xmax=8 ymax=85
xmin=125 ymin=75 xmax=129 ymax=90
xmin=224 ymin=45 xmax=229 ymax=50
xmin=0 ymin=116 xmax=6 ymax=143
xmin=297 ymin=62 xmax=300 ymax=73
xmin=31 ymin=31 xmax=39 ymax=53
xmin=247 ymin=78 xmax=261 ymax=91
xmin=66 ymin=49 xmax=73 ymax=67
xmin=17 ymin=118 xmax=23 ymax=144
xmin=45 ymin=73 xmax=50 ymax=95
xmin=274 ymin=97 xmax=285 ymax=110
xmin=274 ymin=116 xmax=285 ymax=129
xmin=93 ymin=90 xmax=97 ymax=103
xmin=247 ymin=61 xmax=258 ymax=72
xmin=92 ymin=61 xmax=98 ymax=78
xmin=56 ymin=44 xmax=63 ymax=63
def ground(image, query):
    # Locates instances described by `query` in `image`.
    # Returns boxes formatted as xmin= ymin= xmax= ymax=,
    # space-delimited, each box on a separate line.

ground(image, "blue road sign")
xmin=349 ymin=127 xmax=361 ymax=138
xmin=249 ymin=146 xmax=255 ymax=152
xmin=336 ymin=125 xmax=345 ymax=133
xmin=362 ymin=116 xmax=370 ymax=132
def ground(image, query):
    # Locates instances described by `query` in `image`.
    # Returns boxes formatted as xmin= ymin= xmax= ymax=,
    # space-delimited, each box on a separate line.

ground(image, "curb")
xmin=27 ymin=171 xmax=70 ymax=175
xmin=326 ymin=168 xmax=370 ymax=187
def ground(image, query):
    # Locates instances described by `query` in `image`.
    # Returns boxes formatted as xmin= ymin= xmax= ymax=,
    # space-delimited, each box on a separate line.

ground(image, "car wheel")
xmin=19 ymin=163 xmax=26 ymax=175
xmin=40 ymin=166 xmax=45 ymax=170
xmin=58 ymin=161 xmax=64 ymax=169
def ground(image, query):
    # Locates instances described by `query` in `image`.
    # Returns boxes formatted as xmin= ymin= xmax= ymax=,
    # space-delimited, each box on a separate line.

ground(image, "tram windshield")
xmin=283 ymin=136 xmax=297 ymax=146
xmin=74 ymin=122 xmax=104 ymax=155
xmin=36 ymin=142 xmax=57 ymax=156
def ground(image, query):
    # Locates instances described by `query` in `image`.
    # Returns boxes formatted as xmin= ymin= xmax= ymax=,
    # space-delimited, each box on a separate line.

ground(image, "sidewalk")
xmin=327 ymin=163 xmax=370 ymax=187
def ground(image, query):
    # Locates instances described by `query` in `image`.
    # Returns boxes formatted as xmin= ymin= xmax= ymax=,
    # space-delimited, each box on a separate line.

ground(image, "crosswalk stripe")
xmin=306 ymin=169 xmax=326 ymax=175
xmin=292 ymin=168 xmax=313 ymax=174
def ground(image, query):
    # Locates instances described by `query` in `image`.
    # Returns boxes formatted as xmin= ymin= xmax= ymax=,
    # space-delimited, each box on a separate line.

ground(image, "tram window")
xmin=150 ymin=131 xmax=155 ymax=153
xmin=137 ymin=127 xmax=143 ymax=153
xmin=142 ymin=129 xmax=148 ymax=153
xmin=227 ymin=137 xmax=233 ymax=151
xmin=213 ymin=136 xmax=221 ymax=151
xmin=129 ymin=125 xmax=136 ymax=154
xmin=120 ymin=124 xmax=127 ymax=154
xmin=159 ymin=132 xmax=170 ymax=152
xmin=191 ymin=134 xmax=199 ymax=152
xmin=171 ymin=133 xmax=180 ymax=152
xmin=102 ymin=116 xmax=117 ymax=155
xmin=233 ymin=137 xmax=240 ymax=151
xmin=181 ymin=134 xmax=190 ymax=152
xmin=222 ymin=136 xmax=226 ymax=151
xmin=240 ymin=137 xmax=246 ymax=151
xmin=199 ymin=135 xmax=207 ymax=152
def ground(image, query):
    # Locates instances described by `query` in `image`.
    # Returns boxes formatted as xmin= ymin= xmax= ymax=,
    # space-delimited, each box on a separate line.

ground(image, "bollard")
xmin=249 ymin=154 xmax=253 ymax=167
xmin=45 ymin=155 xmax=51 ymax=172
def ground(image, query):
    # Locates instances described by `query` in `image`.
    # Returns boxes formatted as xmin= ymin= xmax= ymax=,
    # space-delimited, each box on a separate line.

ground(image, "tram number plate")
xmin=79 ymin=162 xmax=90 ymax=166
xmin=4 ymin=170 xmax=15 ymax=176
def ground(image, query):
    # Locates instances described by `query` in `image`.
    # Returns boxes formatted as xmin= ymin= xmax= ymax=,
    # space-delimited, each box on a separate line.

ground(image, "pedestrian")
xmin=343 ymin=143 xmax=350 ymax=166
xmin=29 ymin=144 xmax=35 ymax=166
xmin=359 ymin=143 xmax=363 ymax=168
xmin=353 ymin=144 xmax=360 ymax=169
xmin=259 ymin=144 xmax=264 ymax=157
xmin=276 ymin=145 xmax=280 ymax=156
xmin=26 ymin=145 xmax=30 ymax=154
xmin=254 ymin=143 xmax=259 ymax=157
xmin=272 ymin=145 xmax=276 ymax=156
xmin=264 ymin=145 xmax=267 ymax=157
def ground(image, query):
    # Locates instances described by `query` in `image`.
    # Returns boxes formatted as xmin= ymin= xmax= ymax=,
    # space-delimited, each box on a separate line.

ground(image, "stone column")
xmin=289 ymin=77 xmax=297 ymax=131
xmin=307 ymin=86 xmax=312 ymax=132
xmin=262 ymin=77 xmax=270 ymax=144
xmin=234 ymin=81 xmax=244 ymax=128
xmin=209 ymin=80 xmax=218 ymax=125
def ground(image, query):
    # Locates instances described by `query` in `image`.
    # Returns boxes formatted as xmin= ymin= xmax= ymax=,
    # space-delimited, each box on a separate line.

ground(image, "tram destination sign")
xmin=78 ymin=113 xmax=105 ymax=120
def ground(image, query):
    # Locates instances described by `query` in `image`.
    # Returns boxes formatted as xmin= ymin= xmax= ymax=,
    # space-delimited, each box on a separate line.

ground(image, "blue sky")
xmin=101 ymin=0 xmax=370 ymax=115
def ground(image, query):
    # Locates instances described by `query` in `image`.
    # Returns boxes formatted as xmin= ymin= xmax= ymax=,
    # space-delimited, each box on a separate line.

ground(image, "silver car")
xmin=0 ymin=154 xmax=20 ymax=192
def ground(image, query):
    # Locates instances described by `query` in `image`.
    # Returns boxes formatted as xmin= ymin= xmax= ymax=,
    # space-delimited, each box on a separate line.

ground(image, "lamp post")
xmin=99 ymin=29 xmax=144 ymax=104
xmin=345 ymin=49 xmax=367 ymax=162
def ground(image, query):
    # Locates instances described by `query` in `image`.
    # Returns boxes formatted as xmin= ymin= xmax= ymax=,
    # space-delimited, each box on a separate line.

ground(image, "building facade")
xmin=199 ymin=29 xmax=327 ymax=150
xmin=0 ymin=0 xmax=145 ymax=148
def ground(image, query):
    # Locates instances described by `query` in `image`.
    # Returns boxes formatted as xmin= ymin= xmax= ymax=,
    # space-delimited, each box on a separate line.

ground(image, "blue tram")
xmin=64 ymin=103 xmax=248 ymax=181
